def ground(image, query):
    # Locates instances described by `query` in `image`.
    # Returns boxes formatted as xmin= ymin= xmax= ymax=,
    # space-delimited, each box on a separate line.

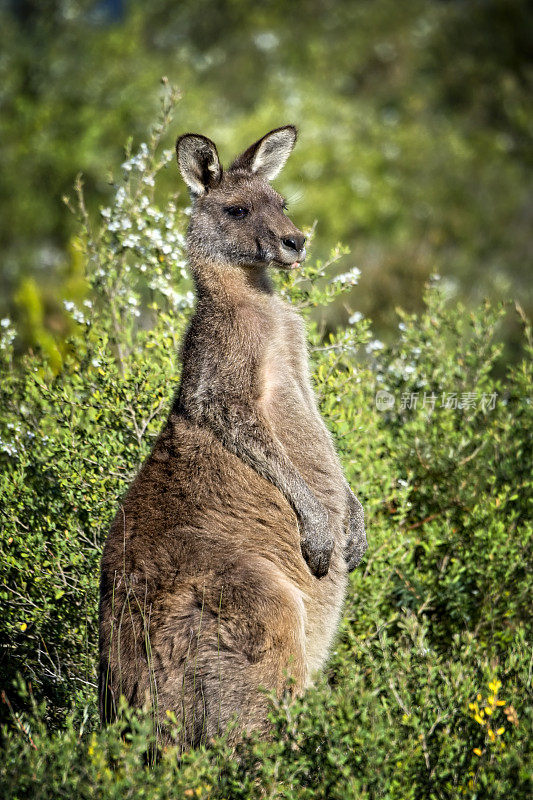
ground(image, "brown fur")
xmin=98 ymin=126 xmax=366 ymax=748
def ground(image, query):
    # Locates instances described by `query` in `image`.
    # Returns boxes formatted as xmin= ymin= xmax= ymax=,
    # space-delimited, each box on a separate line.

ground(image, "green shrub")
xmin=0 ymin=91 xmax=531 ymax=798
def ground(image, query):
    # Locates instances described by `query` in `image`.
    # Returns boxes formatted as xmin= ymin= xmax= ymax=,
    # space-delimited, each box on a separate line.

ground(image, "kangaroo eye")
xmin=226 ymin=206 xmax=249 ymax=219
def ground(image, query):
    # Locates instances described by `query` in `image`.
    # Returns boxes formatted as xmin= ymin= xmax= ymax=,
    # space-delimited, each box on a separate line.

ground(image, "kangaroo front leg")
xmin=344 ymin=481 xmax=367 ymax=572
xmin=205 ymin=404 xmax=334 ymax=578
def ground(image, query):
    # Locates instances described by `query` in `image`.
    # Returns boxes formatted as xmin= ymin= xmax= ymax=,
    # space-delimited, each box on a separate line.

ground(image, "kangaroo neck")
xmin=189 ymin=258 xmax=275 ymax=306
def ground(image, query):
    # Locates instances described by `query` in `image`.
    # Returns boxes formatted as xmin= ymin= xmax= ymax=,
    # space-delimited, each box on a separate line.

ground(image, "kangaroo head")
xmin=176 ymin=126 xmax=306 ymax=271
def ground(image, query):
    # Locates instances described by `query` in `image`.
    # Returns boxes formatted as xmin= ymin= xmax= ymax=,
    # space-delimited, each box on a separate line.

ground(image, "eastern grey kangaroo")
xmin=98 ymin=126 xmax=366 ymax=748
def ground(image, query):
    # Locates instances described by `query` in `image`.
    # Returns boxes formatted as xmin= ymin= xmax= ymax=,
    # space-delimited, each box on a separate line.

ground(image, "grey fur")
xmin=98 ymin=126 xmax=366 ymax=749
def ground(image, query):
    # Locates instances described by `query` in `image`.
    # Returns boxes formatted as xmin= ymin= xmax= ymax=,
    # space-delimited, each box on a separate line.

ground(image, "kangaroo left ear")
xmin=230 ymin=125 xmax=297 ymax=181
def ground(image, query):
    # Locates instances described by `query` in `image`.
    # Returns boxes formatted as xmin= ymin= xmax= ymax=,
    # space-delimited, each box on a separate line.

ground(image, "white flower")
xmin=254 ymin=31 xmax=279 ymax=51
xmin=333 ymin=267 xmax=361 ymax=286
xmin=366 ymin=339 xmax=385 ymax=353
xmin=63 ymin=300 xmax=86 ymax=324
xmin=123 ymin=234 xmax=140 ymax=248
xmin=348 ymin=311 xmax=363 ymax=324
xmin=0 ymin=438 xmax=18 ymax=456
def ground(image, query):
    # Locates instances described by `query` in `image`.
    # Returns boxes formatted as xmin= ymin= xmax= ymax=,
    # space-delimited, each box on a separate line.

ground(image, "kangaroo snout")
xmin=280 ymin=232 xmax=306 ymax=266
xmin=281 ymin=233 xmax=306 ymax=253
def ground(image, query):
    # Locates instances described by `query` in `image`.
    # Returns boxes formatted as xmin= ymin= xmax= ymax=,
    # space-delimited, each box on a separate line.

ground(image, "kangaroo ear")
xmin=176 ymin=134 xmax=222 ymax=196
xmin=230 ymin=125 xmax=297 ymax=181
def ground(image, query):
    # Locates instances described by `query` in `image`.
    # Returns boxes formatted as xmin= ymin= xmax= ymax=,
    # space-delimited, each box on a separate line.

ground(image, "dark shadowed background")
xmin=1 ymin=0 xmax=532 ymax=358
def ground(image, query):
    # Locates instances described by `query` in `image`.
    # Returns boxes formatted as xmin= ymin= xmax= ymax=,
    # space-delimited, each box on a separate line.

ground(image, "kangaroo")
xmin=98 ymin=126 xmax=366 ymax=749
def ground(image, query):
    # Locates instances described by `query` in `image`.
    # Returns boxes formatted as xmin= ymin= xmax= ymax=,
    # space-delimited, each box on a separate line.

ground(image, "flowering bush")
xmin=0 ymin=92 xmax=531 ymax=798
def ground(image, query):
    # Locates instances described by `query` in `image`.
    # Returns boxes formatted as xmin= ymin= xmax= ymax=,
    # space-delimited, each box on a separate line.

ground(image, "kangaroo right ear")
xmin=176 ymin=134 xmax=222 ymax=196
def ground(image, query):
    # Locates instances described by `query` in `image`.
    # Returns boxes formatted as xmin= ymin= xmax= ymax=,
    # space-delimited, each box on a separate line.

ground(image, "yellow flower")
xmin=477 ymin=693 xmax=482 ymax=702
xmin=473 ymin=748 xmax=482 ymax=756
xmin=485 ymin=706 xmax=493 ymax=715
xmin=474 ymin=714 xmax=485 ymax=725
xmin=488 ymin=680 xmax=501 ymax=694
xmin=488 ymin=729 xmax=496 ymax=743
xmin=487 ymin=695 xmax=495 ymax=705
xmin=496 ymin=727 xmax=505 ymax=736
xmin=88 ymin=733 xmax=97 ymax=757
xmin=20 ymin=622 xmax=27 ymax=632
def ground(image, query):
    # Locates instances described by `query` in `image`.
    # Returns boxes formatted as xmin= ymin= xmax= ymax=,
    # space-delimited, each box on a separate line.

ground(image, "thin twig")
xmin=1 ymin=691 xmax=37 ymax=749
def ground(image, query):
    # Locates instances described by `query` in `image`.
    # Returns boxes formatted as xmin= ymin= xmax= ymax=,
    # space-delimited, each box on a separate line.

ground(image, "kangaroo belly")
xmin=259 ymin=372 xmax=349 ymax=676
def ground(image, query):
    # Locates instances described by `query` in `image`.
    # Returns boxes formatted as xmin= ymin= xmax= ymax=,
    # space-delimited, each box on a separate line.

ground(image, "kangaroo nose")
xmin=282 ymin=234 xmax=306 ymax=253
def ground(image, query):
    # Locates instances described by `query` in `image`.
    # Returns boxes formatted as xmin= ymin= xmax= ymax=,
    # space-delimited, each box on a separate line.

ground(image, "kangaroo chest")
xmin=259 ymin=308 xmax=319 ymax=433
xmin=258 ymin=305 xmax=345 ymax=510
